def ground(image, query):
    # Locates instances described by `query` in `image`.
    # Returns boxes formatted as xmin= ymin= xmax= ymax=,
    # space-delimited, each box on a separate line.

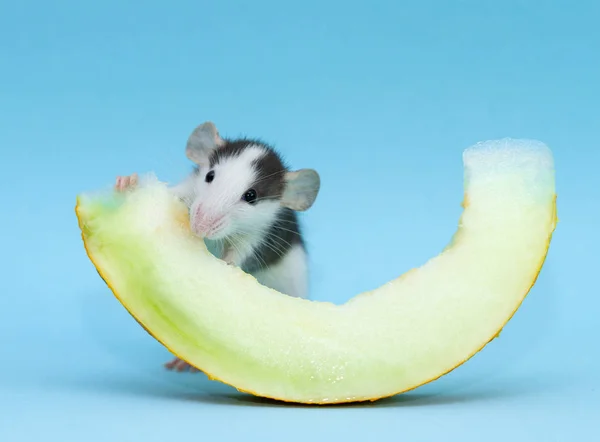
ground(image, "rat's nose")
xmin=194 ymin=204 xmax=205 ymax=221
xmin=192 ymin=205 xmax=224 ymax=237
xmin=192 ymin=205 xmax=209 ymax=232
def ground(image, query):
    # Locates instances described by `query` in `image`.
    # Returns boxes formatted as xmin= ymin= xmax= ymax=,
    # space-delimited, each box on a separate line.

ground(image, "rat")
xmin=115 ymin=121 xmax=321 ymax=372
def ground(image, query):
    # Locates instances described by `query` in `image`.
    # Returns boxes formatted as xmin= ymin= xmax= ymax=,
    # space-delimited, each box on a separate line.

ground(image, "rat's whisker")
xmin=242 ymin=222 xmax=301 ymax=239
xmin=252 ymin=170 xmax=287 ymax=185
xmin=232 ymin=234 xmax=271 ymax=271
xmin=257 ymin=239 xmax=287 ymax=260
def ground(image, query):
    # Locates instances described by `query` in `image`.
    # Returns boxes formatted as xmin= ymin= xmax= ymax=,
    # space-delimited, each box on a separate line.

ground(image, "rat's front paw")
xmin=164 ymin=357 xmax=201 ymax=373
xmin=114 ymin=173 xmax=138 ymax=192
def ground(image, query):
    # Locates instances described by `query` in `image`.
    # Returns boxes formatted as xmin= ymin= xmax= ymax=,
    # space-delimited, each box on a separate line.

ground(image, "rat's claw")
xmin=115 ymin=175 xmax=129 ymax=191
xmin=115 ymin=173 xmax=139 ymax=192
xmin=165 ymin=357 xmax=200 ymax=373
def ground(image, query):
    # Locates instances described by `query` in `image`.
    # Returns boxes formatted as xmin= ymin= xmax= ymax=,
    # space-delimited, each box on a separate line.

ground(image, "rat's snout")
xmin=193 ymin=204 xmax=207 ymax=225
xmin=191 ymin=204 xmax=226 ymax=238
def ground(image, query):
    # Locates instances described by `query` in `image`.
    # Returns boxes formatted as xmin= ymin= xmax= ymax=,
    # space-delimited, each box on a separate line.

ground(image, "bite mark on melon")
xmin=75 ymin=138 xmax=557 ymax=404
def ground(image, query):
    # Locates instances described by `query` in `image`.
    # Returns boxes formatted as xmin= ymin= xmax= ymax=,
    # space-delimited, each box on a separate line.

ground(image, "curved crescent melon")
xmin=75 ymin=138 xmax=557 ymax=404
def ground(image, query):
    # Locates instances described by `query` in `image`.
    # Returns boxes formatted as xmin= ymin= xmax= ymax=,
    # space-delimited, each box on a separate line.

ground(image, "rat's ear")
xmin=185 ymin=121 xmax=225 ymax=167
xmin=281 ymin=169 xmax=321 ymax=211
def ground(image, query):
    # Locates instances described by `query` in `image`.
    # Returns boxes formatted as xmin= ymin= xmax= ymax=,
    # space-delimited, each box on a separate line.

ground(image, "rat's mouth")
xmin=192 ymin=216 xmax=228 ymax=239
xmin=205 ymin=220 xmax=228 ymax=239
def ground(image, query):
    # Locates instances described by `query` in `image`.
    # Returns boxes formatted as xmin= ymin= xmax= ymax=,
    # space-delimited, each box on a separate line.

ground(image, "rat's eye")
xmin=205 ymin=170 xmax=215 ymax=183
xmin=242 ymin=189 xmax=257 ymax=204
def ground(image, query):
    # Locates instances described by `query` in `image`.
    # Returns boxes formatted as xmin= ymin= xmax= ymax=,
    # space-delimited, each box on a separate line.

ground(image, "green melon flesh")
xmin=75 ymin=139 xmax=557 ymax=404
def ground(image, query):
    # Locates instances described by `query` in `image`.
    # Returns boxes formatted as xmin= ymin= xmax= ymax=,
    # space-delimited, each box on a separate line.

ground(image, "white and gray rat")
xmin=115 ymin=121 xmax=321 ymax=372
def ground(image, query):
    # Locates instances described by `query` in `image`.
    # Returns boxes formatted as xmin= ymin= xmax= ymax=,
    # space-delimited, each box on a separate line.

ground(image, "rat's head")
xmin=184 ymin=121 xmax=320 ymax=240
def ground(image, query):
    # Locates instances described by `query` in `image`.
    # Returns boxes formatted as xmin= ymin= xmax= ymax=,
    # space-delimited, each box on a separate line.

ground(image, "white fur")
xmin=168 ymin=144 xmax=310 ymax=298
xmin=252 ymin=243 xmax=309 ymax=298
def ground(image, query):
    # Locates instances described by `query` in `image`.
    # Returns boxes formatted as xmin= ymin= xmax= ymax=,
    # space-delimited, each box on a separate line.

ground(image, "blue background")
xmin=1 ymin=0 xmax=598 ymax=440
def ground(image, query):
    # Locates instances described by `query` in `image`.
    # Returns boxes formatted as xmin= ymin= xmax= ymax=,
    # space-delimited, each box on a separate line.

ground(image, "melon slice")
xmin=75 ymin=138 xmax=557 ymax=404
